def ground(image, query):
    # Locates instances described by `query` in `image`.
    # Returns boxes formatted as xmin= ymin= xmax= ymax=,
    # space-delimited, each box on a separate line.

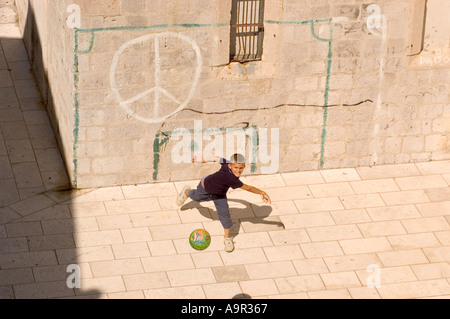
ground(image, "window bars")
xmin=230 ymin=0 xmax=265 ymax=62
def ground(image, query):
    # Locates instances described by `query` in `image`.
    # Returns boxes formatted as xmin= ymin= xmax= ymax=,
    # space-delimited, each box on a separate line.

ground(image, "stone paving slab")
xmin=1 ymin=4 xmax=450 ymax=300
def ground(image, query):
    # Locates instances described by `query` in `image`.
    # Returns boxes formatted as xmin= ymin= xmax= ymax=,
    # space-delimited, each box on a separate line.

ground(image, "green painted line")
xmin=72 ymin=30 xmax=80 ymax=187
xmin=250 ymin=125 xmax=259 ymax=174
xmin=319 ymin=21 xmax=333 ymax=169
xmin=75 ymin=30 xmax=95 ymax=54
xmin=266 ymin=18 xmax=333 ymax=168
xmin=72 ymin=92 xmax=79 ymax=188
xmin=265 ymin=19 xmax=310 ymax=25
xmin=77 ymin=25 xmax=170 ymax=33
xmin=310 ymin=19 xmax=332 ymax=42
xmin=265 ymin=18 xmax=330 ymax=25
xmin=153 ymin=132 xmax=169 ymax=181
xmin=75 ymin=22 xmax=229 ymax=35
xmin=268 ymin=18 xmax=334 ymax=169
xmin=177 ymin=23 xmax=228 ymax=28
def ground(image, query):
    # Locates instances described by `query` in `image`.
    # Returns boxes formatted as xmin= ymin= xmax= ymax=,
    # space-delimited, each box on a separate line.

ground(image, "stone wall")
xmin=14 ymin=0 xmax=449 ymax=188
xmin=15 ymin=0 xmax=76 ymax=184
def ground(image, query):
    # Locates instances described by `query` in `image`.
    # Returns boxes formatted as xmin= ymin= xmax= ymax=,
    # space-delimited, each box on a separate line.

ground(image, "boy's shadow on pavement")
xmin=180 ymin=198 xmax=285 ymax=236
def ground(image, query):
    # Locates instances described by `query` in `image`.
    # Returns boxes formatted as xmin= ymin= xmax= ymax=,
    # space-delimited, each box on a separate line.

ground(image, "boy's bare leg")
xmin=184 ymin=189 xmax=190 ymax=196
xmin=224 ymin=228 xmax=231 ymax=238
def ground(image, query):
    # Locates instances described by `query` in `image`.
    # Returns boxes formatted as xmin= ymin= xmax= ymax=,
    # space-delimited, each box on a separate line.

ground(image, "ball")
xmin=189 ymin=229 xmax=211 ymax=250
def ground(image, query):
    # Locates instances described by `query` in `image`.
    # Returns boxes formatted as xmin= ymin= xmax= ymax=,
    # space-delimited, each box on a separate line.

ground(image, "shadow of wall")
xmin=0 ymin=1 xmax=100 ymax=299
xmin=17 ymin=0 xmax=75 ymax=187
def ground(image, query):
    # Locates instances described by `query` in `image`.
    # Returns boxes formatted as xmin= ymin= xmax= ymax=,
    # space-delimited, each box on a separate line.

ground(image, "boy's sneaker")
xmin=176 ymin=186 xmax=191 ymax=206
xmin=224 ymin=237 xmax=234 ymax=253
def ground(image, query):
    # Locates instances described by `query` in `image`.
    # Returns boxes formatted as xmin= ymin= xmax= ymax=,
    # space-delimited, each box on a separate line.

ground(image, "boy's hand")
xmin=261 ymin=192 xmax=271 ymax=205
xmin=241 ymin=184 xmax=271 ymax=205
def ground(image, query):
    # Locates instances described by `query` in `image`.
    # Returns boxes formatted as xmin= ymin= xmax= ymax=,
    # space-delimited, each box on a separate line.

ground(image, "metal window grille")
xmin=230 ymin=0 xmax=265 ymax=62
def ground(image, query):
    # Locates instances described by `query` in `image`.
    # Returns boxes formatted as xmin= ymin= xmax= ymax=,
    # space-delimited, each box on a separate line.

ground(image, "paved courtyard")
xmin=1 ymin=3 xmax=450 ymax=299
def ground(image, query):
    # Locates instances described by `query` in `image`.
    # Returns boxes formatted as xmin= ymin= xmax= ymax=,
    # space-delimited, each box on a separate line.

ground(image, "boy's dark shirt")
xmin=204 ymin=158 xmax=244 ymax=196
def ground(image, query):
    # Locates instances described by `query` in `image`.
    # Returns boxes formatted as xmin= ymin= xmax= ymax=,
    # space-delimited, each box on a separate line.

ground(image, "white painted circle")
xmin=110 ymin=32 xmax=202 ymax=124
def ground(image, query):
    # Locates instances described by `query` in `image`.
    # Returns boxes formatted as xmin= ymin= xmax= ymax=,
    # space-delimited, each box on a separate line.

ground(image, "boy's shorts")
xmin=188 ymin=178 xmax=232 ymax=229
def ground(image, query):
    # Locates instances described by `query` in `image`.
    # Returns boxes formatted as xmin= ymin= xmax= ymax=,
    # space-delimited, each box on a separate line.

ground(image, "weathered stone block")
xmin=402 ymin=136 xmax=424 ymax=153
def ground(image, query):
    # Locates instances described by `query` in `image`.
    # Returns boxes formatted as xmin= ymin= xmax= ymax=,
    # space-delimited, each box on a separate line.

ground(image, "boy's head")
xmin=228 ymin=153 xmax=245 ymax=178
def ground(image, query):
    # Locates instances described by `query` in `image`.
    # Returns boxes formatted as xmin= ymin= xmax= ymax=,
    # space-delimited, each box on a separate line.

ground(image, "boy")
xmin=176 ymin=153 xmax=271 ymax=252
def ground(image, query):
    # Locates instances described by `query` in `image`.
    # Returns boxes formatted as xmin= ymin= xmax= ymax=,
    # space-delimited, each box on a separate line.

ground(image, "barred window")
xmin=230 ymin=0 xmax=265 ymax=62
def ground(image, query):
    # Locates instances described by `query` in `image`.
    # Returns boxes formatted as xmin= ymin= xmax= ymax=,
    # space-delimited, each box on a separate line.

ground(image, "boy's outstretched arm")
xmin=192 ymin=155 xmax=222 ymax=163
xmin=240 ymin=184 xmax=271 ymax=204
